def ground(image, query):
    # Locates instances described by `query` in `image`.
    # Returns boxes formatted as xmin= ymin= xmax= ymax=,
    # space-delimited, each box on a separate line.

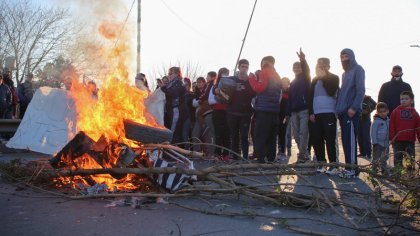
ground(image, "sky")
xmin=41 ymin=0 xmax=420 ymax=103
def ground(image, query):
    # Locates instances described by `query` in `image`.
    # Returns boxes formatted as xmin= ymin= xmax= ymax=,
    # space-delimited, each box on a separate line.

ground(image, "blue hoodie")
xmin=336 ymin=48 xmax=365 ymax=114
xmin=286 ymin=58 xmax=311 ymax=115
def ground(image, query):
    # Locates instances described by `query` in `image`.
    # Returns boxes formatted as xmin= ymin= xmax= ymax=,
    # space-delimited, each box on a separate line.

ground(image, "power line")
xmin=159 ymin=0 xmax=205 ymax=38
xmin=113 ymin=0 xmax=136 ymax=49
xmin=233 ymin=0 xmax=258 ymax=72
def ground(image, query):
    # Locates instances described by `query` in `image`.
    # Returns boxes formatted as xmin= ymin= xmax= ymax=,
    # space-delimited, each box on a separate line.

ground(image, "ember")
xmin=50 ymin=131 xmax=154 ymax=191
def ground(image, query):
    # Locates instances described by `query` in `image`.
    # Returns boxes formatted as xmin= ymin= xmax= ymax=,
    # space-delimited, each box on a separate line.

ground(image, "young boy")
xmin=389 ymin=91 xmax=420 ymax=171
xmin=371 ymin=102 xmax=389 ymax=173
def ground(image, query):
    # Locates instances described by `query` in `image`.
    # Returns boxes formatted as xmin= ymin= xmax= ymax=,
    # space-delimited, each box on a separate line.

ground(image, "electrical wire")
xmin=159 ymin=0 xmax=205 ymax=38
xmin=233 ymin=0 xmax=258 ymax=72
xmin=113 ymin=0 xmax=136 ymax=49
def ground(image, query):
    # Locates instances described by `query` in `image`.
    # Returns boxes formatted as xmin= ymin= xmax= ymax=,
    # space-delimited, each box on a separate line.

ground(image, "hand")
xmin=296 ymin=47 xmax=305 ymax=60
xmin=215 ymin=88 xmax=221 ymax=95
xmin=309 ymin=114 xmax=316 ymax=123
xmin=284 ymin=116 xmax=290 ymax=123
xmin=249 ymin=72 xmax=257 ymax=82
xmin=347 ymin=108 xmax=356 ymax=118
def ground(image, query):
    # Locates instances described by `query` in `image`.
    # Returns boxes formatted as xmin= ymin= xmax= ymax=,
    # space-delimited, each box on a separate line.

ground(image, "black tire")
xmin=124 ymin=119 xmax=173 ymax=144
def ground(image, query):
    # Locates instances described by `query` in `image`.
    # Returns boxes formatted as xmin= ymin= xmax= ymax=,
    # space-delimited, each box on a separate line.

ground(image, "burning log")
xmin=49 ymin=131 xmax=144 ymax=179
xmin=124 ymin=119 xmax=173 ymax=144
xmin=49 ymin=127 xmax=198 ymax=193
xmin=49 ymin=131 xmax=97 ymax=169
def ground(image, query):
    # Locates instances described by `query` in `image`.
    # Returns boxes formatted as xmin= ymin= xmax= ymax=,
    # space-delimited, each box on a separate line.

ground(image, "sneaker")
xmin=277 ymin=151 xmax=286 ymax=159
xmin=296 ymin=158 xmax=310 ymax=164
xmin=316 ymin=166 xmax=327 ymax=173
xmin=326 ymin=167 xmax=338 ymax=175
xmin=279 ymin=154 xmax=288 ymax=161
xmin=249 ymin=153 xmax=258 ymax=160
xmin=338 ymin=169 xmax=356 ymax=178
xmin=219 ymin=154 xmax=232 ymax=164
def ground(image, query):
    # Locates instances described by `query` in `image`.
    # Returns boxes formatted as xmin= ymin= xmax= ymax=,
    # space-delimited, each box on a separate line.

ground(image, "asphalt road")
xmin=0 ymin=145 xmax=417 ymax=236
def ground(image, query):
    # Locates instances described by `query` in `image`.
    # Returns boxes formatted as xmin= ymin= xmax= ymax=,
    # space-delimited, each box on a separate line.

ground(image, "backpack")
xmin=362 ymin=95 xmax=377 ymax=114
xmin=214 ymin=76 xmax=236 ymax=104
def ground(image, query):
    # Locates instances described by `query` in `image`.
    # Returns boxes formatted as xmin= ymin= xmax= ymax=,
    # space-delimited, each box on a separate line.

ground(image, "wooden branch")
xmin=144 ymin=143 xmax=205 ymax=158
xmin=287 ymin=226 xmax=339 ymax=236
xmin=47 ymin=167 xmax=204 ymax=178
xmin=214 ymin=170 xmax=315 ymax=177
xmin=203 ymin=174 xmax=285 ymax=206
xmin=44 ymin=165 xmax=323 ymax=179
xmin=68 ymin=193 xmax=193 ymax=200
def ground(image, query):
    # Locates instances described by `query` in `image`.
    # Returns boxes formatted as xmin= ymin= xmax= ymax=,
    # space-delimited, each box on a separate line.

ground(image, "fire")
xmin=68 ymin=18 xmax=162 ymax=143
xmin=98 ymin=21 xmax=120 ymax=39
xmin=56 ymin=153 xmax=150 ymax=192
xmin=69 ymin=77 xmax=161 ymax=143
xmin=55 ymin=18 xmax=163 ymax=192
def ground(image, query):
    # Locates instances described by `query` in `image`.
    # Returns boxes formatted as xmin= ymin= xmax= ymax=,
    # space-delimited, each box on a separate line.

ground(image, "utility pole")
xmin=137 ymin=0 xmax=141 ymax=73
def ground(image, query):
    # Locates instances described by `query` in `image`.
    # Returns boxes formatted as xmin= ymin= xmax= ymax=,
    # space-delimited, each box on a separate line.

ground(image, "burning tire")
xmin=124 ymin=119 xmax=173 ymax=144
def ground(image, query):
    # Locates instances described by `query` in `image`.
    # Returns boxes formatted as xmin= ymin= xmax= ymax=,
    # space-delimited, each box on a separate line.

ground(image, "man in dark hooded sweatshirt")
xmin=378 ymin=65 xmax=413 ymax=115
xmin=286 ymin=48 xmax=311 ymax=163
xmin=336 ymin=48 xmax=366 ymax=178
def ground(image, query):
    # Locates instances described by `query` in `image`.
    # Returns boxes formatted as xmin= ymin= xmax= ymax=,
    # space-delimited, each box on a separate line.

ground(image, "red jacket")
xmin=389 ymin=105 xmax=420 ymax=142
xmin=249 ymin=65 xmax=281 ymax=94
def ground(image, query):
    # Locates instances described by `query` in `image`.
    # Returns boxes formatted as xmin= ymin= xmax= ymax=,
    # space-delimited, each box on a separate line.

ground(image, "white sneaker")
xmin=316 ymin=166 xmax=327 ymax=173
xmin=338 ymin=169 xmax=356 ymax=178
xmin=326 ymin=167 xmax=338 ymax=175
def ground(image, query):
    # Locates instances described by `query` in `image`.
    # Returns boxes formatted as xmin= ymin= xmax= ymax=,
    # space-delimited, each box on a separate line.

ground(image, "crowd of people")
xmin=1 ymin=47 xmax=419 ymax=179
xmin=0 ymin=70 xmax=34 ymax=120
xmin=153 ymin=48 xmax=419 ymax=178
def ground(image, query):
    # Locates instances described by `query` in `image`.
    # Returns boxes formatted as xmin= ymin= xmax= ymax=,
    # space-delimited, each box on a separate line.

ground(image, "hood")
xmin=373 ymin=114 xmax=389 ymax=121
xmin=340 ymin=48 xmax=357 ymax=70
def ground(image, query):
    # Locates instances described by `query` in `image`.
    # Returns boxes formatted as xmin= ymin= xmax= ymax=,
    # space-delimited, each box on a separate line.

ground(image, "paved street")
xmin=0 ymin=142 xmax=417 ymax=236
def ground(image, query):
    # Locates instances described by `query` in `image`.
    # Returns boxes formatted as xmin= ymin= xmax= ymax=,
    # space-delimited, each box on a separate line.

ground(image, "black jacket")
xmin=227 ymin=76 xmax=255 ymax=115
xmin=308 ymin=72 xmax=340 ymax=115
xmin=0 ymin=84 xmax=12 ymax=118
xmin=378 ymin=78 xmax=412 ymax=114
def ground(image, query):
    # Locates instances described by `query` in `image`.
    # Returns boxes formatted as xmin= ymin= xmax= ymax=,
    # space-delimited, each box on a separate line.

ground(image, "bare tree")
xmin=152 ymin=60 xmax=203 ymax=80
xmin=0 ymin=0 xmax=74 ymax=84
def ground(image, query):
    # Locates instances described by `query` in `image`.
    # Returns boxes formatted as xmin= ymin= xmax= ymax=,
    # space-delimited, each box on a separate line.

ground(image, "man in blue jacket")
xmin=336 ymin=48 xmax=365 ymax=178
xmin=287 ymin=48 xmax=311 ymax=163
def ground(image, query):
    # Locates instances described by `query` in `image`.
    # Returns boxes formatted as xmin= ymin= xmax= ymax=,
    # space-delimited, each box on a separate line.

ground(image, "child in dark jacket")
xmin=390 ymin=91 xmax=420 ymax=171
xmin=370 ymin=102 xmax=390 ymax=173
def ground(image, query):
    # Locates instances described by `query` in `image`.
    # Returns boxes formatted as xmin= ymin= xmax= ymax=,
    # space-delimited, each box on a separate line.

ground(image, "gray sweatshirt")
xmin=370 ymin=115 xmax=389 ymax=148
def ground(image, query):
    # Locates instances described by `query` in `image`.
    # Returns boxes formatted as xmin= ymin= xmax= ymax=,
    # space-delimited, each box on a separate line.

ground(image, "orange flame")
xmin=57 ymin=18 xmax=162 ymax=192
xmin=68 ymin=19 xmax=162 ymax=143
xmin=98 ymin=21 xmax=120 ymax=39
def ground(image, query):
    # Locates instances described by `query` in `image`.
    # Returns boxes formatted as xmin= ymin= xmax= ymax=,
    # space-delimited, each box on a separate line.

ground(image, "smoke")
xmin=59 ymin=0 xmax=137 ymax=83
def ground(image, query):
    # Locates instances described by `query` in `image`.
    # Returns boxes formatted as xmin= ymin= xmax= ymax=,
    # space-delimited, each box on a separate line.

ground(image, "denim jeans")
xmin=290 ymin=109 xmax=309 ymax=160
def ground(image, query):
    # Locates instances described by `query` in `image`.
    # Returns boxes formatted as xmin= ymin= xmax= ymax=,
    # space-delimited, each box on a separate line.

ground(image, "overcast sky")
xmin=42 ymin=0 xmax=420 ymax=103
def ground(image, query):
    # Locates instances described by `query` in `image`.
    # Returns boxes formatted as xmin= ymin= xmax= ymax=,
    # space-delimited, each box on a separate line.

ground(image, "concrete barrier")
xmin=0 ymin=119 xmax=21 ymax=133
